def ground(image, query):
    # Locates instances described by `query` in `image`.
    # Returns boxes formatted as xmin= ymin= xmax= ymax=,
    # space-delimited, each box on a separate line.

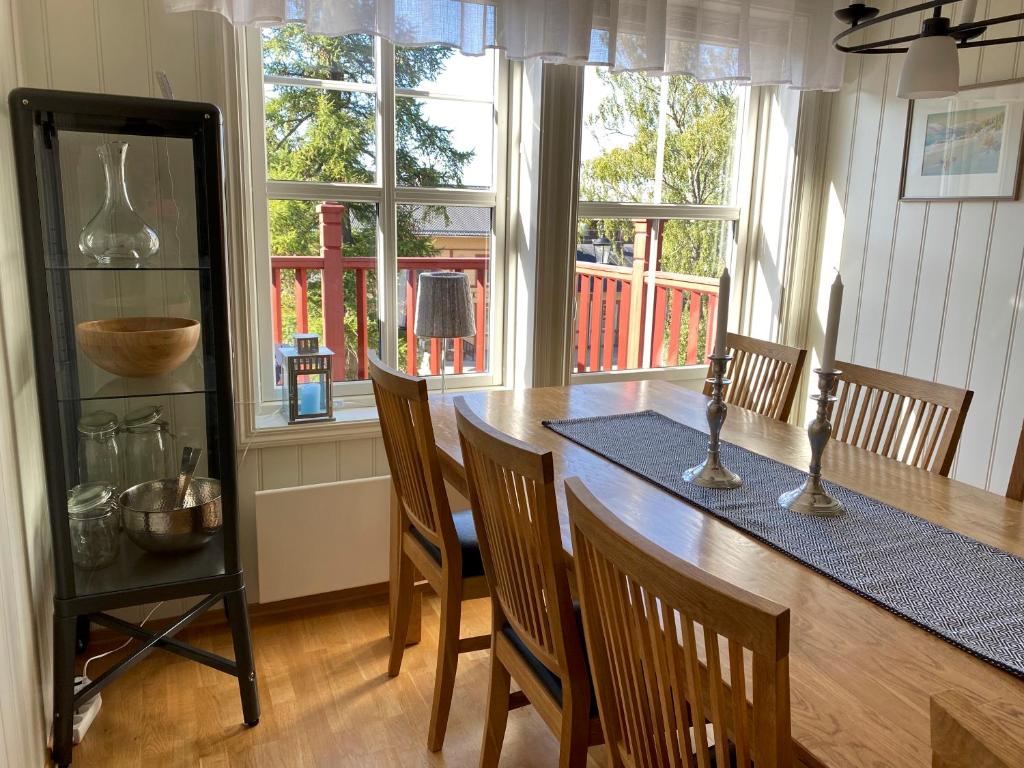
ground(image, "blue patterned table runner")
xmin=544 ymin=410 xmax=1024 ymax=678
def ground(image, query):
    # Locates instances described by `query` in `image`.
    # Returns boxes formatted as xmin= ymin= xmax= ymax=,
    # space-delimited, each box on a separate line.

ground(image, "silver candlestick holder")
xmin=779 ymin=368 xmax=845 ymax=516
xmin=683 ymin=354 xmax=742 ymax=489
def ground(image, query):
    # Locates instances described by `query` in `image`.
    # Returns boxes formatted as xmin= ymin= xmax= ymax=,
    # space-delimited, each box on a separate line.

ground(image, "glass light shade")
xmin=897 ymin=35 xmax=960 ymax=99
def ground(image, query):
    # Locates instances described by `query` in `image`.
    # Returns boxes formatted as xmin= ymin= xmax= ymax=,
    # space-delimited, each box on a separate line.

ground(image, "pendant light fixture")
xmin=897 ymin=15 xmax=959 ymax=99
xmin=833 ymin=1 xmax=1019 ymax=100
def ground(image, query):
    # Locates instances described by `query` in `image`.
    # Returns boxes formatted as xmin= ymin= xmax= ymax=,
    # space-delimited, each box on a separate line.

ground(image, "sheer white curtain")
xmin=168 ymin=0 xmax=845 ymax=90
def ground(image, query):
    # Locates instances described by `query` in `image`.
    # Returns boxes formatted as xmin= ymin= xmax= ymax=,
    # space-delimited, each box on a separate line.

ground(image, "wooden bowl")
xmin=75 ymin=316 xmax=200 ymax=377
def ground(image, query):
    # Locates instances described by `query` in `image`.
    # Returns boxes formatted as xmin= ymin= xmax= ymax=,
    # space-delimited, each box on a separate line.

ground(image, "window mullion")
xmin=378 ymin=38 xmax=399 ymax=367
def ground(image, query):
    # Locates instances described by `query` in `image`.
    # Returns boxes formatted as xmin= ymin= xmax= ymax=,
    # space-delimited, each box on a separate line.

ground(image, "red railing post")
xmin=686 ymin=291 xmax=702 ymax=365
xmin=475 ymin=267 xmax=486 ymax=373
xmin=602 ymin=279 xmax=615 ymax=371
xmin=355 ymin=268 xmax=368 ymax=379
xmin=318 ymin=202 xmax=346 ymax=381
xmin=406 ymin=270 xmax=417 ymax=374
xmin=626 ymin=220 xmax=648 ymax=368
xmin=589 ymin=276 xmax=603 ymax=371
xmin=271 ymin=268 xmax=282 ymax=347
xmin=577 ymin=274 xmax=591 ymax=371
xmin=667 ymin=287 xmax=683 ymax=365
xmin=651 ymin=284 xmax=667 ymax=367
xmin=706 ymin=293 xmax=719 ymax=362
xmin=294 ymin=268 xmax=308 ymax=334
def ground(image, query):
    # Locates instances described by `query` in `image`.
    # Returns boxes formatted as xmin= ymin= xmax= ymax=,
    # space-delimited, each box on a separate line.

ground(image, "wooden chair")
xmin=830 ymin=361 xmax=973 ymax=476
xmin=704 ymin=333 xmax=807 ymax=421
xmin=370 ymin=354 xmax=490 ymax=752
xmin=453 ymin=397 xmax=602 ymax=768
xmin=1007 ymin=421 xmax=1024 ymax=501
xmin=566 ymin=476 xmax=793 ymax=768
xmin=931 ymin=689 xmax=1024 ymax=767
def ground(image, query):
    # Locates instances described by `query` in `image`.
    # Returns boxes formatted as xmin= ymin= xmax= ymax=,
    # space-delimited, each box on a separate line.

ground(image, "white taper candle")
xmin=821 ymin=272 xmax=843 ymax=371
xmin=713 ymin=268 xmax=730 ymax=357
xmin=961 ymin=0 xmax=977 ymax=23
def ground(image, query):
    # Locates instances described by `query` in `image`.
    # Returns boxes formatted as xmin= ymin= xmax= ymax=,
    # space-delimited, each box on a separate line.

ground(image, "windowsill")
xmin=245 ymin=398 xmax=382 ymax=448
xmin=241 ymin=367 xmax=708 ymax=448
xmin=242 ymin=384 xmax=510 ymax=447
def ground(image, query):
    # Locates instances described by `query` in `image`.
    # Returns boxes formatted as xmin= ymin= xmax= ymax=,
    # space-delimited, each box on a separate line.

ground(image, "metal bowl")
xmin=119 ymin=477 xmax=222 ymax=554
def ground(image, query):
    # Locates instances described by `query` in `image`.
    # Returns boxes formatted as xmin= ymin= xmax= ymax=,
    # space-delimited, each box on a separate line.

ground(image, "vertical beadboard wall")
xmin=814 ymin=0 xmax=1024 ymax=492
xmin=0 ymin=0 xmax=49 ymax=762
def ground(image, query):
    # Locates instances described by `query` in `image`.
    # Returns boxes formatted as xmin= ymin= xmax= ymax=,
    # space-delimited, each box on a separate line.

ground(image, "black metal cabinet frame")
xmin=8 ymin=88 xmax=259 ymax=767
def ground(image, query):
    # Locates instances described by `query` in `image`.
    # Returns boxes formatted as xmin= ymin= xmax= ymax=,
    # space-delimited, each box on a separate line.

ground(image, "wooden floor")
xmin=73 ymin=592 xmax=604 ymax=767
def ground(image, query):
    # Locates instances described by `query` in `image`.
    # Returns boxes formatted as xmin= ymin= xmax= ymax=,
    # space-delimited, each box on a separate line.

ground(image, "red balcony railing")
xmin=270 ymin=206 xmax=719 ymax=382
xmin=270 ymin=203 xmax=489 ymax=382
xmin=574 ymin=219 xmax=720 ymax=373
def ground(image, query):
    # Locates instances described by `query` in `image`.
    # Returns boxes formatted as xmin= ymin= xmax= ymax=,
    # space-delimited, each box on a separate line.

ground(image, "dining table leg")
xmin=389 ymin=482 xmax=421 ymax=645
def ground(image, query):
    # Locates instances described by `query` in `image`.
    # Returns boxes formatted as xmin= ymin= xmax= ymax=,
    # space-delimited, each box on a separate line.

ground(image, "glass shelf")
xmin=73 ymin=532 xmax=226 ymax=598
xmin=58 ymin=356 xmax=211 ymax=403
xmin=45 ymin=263 xmax=209 ymax=272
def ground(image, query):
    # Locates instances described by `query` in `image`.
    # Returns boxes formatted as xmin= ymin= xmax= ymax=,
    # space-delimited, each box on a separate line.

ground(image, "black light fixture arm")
xmin=833 ymin=0 xmax=1024 ymax=54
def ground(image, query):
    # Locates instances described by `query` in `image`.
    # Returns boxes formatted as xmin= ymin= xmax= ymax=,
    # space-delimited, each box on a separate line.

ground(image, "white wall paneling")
xmin=1 ymin=1 xmax=50 ymax=763
xmin=813 ymin=0 xmax=1024 ymax=492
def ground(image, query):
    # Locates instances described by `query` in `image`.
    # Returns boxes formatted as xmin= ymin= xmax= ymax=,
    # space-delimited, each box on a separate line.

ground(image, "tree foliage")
xmin=262 ymin=28 xmax=473 ymax=373
xmin=579 ymin=71 xmax=737 ymax=278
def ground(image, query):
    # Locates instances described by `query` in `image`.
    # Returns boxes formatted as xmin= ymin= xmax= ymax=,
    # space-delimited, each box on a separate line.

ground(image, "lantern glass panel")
xmin=296 ymin=372 xmax=328 ymax=417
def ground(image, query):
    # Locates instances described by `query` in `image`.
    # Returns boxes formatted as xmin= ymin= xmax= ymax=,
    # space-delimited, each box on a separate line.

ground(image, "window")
xmin=251 ymin=27 xmax=506 ymax=401
xmin=574 ymin=68 xmax=746 ymax=375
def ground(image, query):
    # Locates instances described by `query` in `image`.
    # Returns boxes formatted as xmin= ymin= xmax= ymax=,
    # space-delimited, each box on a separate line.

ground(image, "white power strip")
xmin=72 ymin=676 xmax=102 ymax=744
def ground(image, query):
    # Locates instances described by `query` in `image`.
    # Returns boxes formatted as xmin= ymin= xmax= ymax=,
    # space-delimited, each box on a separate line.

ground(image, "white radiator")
xmin=255 ymin=476 xmax=392 ymax=603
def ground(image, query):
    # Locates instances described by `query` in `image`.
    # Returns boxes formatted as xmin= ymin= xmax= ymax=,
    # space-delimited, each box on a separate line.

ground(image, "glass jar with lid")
xmin=77 ymin=410 xmax=121 ymax=490
xmin=123 ymin=405 xmax=174 ymax=491
xmin=67 ymin=482 xmax=120 ymax=570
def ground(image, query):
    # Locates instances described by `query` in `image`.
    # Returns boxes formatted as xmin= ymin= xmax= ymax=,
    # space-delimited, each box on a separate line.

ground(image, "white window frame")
xmin=570 ymin=79 xmax=758 ymax=385
xmin=243 ymin=27 xmax=510 ymax=406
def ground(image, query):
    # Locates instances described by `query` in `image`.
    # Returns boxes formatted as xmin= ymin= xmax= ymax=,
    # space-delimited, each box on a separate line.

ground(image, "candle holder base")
xmin=683 ymin=453 xmax=742 ymax=489
xmin=778 ymin=475 xmax=844 ymax=517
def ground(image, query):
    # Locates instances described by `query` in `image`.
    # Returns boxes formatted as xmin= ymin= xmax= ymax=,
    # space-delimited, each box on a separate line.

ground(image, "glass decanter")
xmin=78 ymin=141 xmax=160 ymax=265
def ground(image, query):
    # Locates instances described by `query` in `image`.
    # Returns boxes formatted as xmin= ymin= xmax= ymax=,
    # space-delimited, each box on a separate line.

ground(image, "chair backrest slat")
xmin=567 ymin=478 xmax=792 ymax=768
xmin=705 ymin=333 xmax=807 ymax=422
xmin=455 ymin=398 xmax=579 ymax=674
xmin=369 ymin=354 xmax=453 ymax=552
xmin=832 ymin=361 xmax=972 ymax=476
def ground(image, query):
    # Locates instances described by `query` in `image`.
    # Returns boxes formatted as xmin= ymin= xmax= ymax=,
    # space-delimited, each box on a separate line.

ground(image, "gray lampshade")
xmin=414 ymin=271 xmax=475 ymax=339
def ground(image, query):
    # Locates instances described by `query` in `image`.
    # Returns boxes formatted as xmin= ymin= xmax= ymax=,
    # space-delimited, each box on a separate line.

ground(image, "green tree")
xmin=579 ymin=71 xmax=737 ymax=365
xmin=262 ymin=27 xmax=473 ymax=374
xmin=580 ymin=71 xmax=736 ymax=277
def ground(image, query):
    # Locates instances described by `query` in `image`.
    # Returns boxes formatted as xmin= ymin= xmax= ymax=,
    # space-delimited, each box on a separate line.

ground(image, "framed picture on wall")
xmin=900 ymin=79 xmax=1024 ymax=201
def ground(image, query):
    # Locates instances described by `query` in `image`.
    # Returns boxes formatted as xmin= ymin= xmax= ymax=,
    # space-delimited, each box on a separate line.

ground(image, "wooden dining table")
xmin=392 ymin=379 xmax=1024 ymax=768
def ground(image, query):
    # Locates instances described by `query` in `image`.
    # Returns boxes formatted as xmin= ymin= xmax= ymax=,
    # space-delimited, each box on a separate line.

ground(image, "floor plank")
xmin=73 ymin=593 xmax=604 ymax=767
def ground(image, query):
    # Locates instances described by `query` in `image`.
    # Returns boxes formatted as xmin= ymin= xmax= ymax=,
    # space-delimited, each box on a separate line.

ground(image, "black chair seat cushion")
xmin=500 ymin=603 xmax=599 ymax=716
xmin=409 ymin=510 xmax=486 ymax=579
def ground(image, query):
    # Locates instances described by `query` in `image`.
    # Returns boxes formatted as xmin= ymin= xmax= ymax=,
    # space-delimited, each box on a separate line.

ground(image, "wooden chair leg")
xmin=427 ymin=582 xmax=463 ymax=752
xmin=558 ymin=696 xmax=592 ymax=768
xmin=479 ymin=649 xmax=511 ymax=768
xmin=388 ymin=550 xmax=415 ymax=678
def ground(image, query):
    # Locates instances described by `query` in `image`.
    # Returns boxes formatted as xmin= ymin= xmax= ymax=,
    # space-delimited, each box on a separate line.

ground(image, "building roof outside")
xmin=409 ymin=204 xmax=490 ymax=237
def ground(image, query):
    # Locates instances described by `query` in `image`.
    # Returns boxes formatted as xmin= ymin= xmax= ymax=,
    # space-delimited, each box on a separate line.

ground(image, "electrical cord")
xmin=81 ymin=601 xmax=164 ymax=682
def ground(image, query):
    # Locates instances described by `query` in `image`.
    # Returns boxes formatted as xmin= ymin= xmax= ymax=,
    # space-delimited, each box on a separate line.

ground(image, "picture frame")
xmin=900 ymin=79 xmax=1024 ymax=201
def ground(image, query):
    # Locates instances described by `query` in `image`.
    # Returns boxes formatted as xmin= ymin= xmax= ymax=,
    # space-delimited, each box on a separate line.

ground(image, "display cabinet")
xmin=9 ymin=88 xmax=259 ymax=766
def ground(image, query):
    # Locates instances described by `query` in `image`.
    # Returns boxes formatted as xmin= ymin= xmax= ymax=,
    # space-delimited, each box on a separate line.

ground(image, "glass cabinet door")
xmin=37 ymin=120 xmax=227 ymax=598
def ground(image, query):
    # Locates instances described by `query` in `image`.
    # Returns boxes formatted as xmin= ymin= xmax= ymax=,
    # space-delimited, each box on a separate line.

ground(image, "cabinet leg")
xmin=223 ymin=587 xmax=260 ymax=726
xmin=52 ymin=615 xmax=77 ymax=767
